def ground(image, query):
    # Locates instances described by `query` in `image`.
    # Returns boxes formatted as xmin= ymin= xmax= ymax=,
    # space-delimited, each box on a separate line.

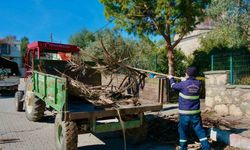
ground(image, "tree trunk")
xmin=167 ymin=45 xmax=174 ymax=75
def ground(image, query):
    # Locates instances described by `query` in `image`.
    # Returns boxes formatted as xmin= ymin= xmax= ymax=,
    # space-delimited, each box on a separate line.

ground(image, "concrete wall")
xmin=204 ymin=70 xmax=250 ymax=117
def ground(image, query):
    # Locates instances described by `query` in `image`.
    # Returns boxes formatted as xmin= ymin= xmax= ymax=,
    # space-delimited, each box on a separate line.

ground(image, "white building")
xmin=174 ymin=19 xmax=214 ymax=56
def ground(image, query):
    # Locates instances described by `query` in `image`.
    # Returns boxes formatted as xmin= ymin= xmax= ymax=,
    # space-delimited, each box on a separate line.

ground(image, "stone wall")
xmin=204 ymin=70 xmax=250 ymax=117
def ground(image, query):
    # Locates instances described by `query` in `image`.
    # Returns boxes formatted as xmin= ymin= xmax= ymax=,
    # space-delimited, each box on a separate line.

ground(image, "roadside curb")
xmin=209 ymin=128 xmax=250 ymax=150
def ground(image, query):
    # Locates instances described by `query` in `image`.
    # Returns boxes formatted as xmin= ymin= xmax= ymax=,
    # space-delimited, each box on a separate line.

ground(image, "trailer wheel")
xmin=127 ymin=122 xmax=148 ymax=144
xmin=15 ymin=91 xmax=24 ymax=111
xmin=55 ymin=114 xmax=78 ymax=150
xmin=25 ymin=93 xmax=45 ymax=122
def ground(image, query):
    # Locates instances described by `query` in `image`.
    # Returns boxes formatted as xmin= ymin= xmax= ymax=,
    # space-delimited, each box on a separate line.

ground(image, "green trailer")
xmin=29 ymin=71 xmax=162 ymax=149
xmin=17 ymin=41 xmax=163 ymax=150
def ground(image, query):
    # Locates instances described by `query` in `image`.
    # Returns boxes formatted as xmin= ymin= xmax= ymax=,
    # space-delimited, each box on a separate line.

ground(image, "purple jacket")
xmin=170 ymin=77 xmax=201 ymax=115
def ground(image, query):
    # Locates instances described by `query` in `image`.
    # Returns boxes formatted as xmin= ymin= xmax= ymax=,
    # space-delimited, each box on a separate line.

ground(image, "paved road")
xmin=0 ymin=94 xmax=177 ymax=150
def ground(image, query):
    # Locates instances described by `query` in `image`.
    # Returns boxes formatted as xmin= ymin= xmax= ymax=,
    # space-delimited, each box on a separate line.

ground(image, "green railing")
xmin=211 ymin=52 xmax=250 ymax=85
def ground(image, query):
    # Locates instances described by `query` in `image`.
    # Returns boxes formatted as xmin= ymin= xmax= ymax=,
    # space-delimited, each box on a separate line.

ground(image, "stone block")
xmin=241 ymin=93 xmax=250 ymax=101
xmin=231 ymin=90 xmax=241 ymax=97
xmin=214 ymin=95 xmax=223 ymax=103
xmin=220 ymin=92 xmax=226 ymax=96
xmin=223 ymin=96 xmax=233 ymax=104
xmin=234 ymin=98 xmax=240 ymax=102
xmin=206 ymin=89 xmax=213 ymax=96
xmin=238 ymin=85 xmax=250 ymax=89
xmin=216 ymin=74 xmax=228 ymax=85
xmin=214 ymin=104 xmax=229 ymax=116
xmin=240 ymin=102 xmax=250 ymax=116
xmin=226 ymin=85 xmax=236 ymax=89
xmin=206 ymin=75 xmax=215 ymax=85
xmin=205 ymin=97 xmax=214 ymax=107
xmin=206 ymin=88 xmax=219 ymax=97
xmin=229 ymin=104 xmax=243 ymax=116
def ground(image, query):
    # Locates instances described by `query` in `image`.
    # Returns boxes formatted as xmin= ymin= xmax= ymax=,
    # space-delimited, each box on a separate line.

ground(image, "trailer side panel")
xmin=33 ymin=71 xmax=67 ymax=111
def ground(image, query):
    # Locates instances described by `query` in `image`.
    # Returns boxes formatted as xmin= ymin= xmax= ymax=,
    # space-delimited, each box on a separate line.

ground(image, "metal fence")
xmin=211 ymin=52 xmax=250 ymax=84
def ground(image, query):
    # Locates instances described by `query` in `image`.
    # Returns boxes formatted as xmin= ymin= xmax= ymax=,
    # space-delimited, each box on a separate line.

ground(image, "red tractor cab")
xmin=25 ymin=41 xmax=80 ymax=78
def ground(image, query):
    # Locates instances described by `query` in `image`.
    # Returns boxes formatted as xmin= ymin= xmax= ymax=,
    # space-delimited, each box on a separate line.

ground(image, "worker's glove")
xmin=168 ymin=75 xmax=174 ymax=79
xmin=181 ymin=77 xmax=187 ymax=81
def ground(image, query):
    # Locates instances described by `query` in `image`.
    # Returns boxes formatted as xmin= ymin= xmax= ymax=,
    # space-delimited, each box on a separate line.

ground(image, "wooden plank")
xmin=129 ymin=67 xmax=181 ymax=79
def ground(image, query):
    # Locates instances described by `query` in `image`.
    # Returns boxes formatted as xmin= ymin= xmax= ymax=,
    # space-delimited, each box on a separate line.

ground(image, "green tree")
xmin=200 ymin=0 xmax=249 ymax=49
xmin=20 ymin=37 xmax=29 ymax=66
xmin=156 ymin=45 xmax=188 ymax=76
xmin=69 ymin=29 xmax=96 ymax=49
xmin=69 ymin=29 xmax=154 ymax=66
xmin=90 ymin=29 xmax=135 ymax=61
xmin=190 ymin=0 xmax=249 ymax=75
xmin=131 ymin=37 xmax=158 ymax=70
xmin=100 ymin=0 xmax=210 ymax=75
xmin=20 ymin=37 xmax=29 ymax=56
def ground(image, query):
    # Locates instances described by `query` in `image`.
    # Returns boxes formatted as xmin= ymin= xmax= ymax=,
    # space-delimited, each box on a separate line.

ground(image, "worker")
xmin=168 ymin=67 xmax=210 ymax=150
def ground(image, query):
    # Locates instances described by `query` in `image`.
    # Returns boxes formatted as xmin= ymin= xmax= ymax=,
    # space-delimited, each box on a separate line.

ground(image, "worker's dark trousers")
xmin=179 ymin=114 xmax=210 ymax=150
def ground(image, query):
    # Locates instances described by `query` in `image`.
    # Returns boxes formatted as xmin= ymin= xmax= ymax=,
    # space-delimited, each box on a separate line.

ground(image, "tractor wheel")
xmin=15 ymin=91 xmax=24 ymax=111
xmin=25 ymin=92 xmax=45 ymax=122
xmin=126 ymin=122 xmax=148 ymax=144
xmin=55 ymin=114 xmax=78 ymax=150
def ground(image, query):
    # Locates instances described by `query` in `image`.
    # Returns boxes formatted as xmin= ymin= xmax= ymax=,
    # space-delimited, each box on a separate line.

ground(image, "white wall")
xmin=174 ymin=30 xmax=211 ymax=56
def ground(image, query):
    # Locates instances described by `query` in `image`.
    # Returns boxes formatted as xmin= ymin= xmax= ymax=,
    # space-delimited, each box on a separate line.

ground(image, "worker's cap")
xmin=186 ymin=67 xmax=197 ymax=77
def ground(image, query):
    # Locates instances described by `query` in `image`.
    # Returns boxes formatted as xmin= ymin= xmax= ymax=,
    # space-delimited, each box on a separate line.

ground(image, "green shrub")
xmin=237 ymin=76 xmax=250 ymax=85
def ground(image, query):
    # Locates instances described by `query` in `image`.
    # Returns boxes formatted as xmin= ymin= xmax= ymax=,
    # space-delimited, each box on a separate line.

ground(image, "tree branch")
xmin=165 ymin=22 xmax=172 ymax=47
xmin=150 ymin=18 xmax=169 ymax=42
xmin=142 ymin=3 xmax=170 ymax=44
xmin=172 ymin=33 xmax=185 ymax=49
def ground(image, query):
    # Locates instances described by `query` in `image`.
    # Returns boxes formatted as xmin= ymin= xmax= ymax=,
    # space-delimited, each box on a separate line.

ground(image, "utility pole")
xmin=50 ymin=33 xmax=53 ymax=42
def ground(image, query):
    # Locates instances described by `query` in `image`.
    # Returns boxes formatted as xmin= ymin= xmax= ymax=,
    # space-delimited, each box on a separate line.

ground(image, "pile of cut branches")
xmin=58 ymin=40 xmax=147 ymax=107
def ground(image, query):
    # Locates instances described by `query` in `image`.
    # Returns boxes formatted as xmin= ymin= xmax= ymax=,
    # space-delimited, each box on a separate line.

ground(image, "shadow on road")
xmin=0 ymin=94 xmax=15 ymax=99
xmin=228 ymin=128 xmax=248 ymax=134
xmin=40 ymin=115 xmax=55 ymax=124
xmin=161 ymin=106 xmax=178 ymax=111
xmin=78 ymin=144 xmax=106 ymax=150
xmin=0 ymin=138 xmax=21 ymax=144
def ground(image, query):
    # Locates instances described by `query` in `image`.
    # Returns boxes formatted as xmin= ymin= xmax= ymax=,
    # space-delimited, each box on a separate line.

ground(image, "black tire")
xmin=15 ymin=91 xmax=24 ymax=111
xmin=25 ymin=96 xmax=45 ymax=122
xmin=126 ymin=122 xmax=148 ymax=144
xmin=55 ymin=114 xmax=78 ymax=150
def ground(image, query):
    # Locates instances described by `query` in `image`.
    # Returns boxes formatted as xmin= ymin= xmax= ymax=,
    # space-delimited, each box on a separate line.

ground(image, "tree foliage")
xmin=190 ymin=0 xmax=249 ymax=75
xmin=156 ymin=45 xmax=188 ymax=76
xmin=100 ymin=0 xmax=210 ymax=75
xmin=200 ymin=25 xmax=248 ymax=50
xmin=200 ymin=0 xmax=249 ymax=50
xmin=69 ymin=29 xmax=154 ymax=66
xmin=69 ymin=29 xmax=95 ymax=49
xmin=207 ymin=0 xmax=249 ymax=27
xmin=20 ymin=37 xmax=29 ymax=56
xmin=86 ymin=29 xmax=136 ymax=62
xmin=69 ymin=28 xmax=188 ymax=76
xmin=20 ymin=36 xmax=29 ymax=65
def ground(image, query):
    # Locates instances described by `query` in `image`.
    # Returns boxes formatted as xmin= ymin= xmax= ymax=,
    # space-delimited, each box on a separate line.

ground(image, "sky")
xmin=0 ymin=0 xmax=113 ymax=44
